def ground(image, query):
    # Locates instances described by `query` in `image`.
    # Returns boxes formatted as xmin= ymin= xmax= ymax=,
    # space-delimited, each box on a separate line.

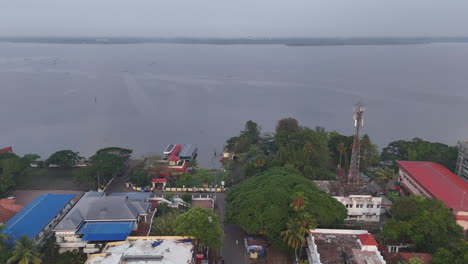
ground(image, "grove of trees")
xmin=225 ymin=167 xmax=347 ymax=249
xmin=381 ymin=196 xmax=463 ymax=254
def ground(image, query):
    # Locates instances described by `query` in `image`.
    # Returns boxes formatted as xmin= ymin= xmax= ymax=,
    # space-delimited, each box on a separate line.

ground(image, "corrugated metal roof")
xmin=55 ymin=192 xmax=150 ymax=231
xmin=77 ymin=221 xmax=134 ymax=241
xmin=397 ymin=161 xmax=468 ymax=212
xmin=2 ymin=194 xmax=74 ymax=241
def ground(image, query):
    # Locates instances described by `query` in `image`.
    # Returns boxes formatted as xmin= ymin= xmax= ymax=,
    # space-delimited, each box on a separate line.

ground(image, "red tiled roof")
xmin=0 ymin=199 xmax=23 ymax=223
xmin=0 ymin=146 xmax=13 ymax=153
xmin=397 ymin=161 xmax=468 ymax=212
xmin=152 ymin=178 xmax=167 ymax=183
xmin=357 ymin=234 xmax=378 ymax=246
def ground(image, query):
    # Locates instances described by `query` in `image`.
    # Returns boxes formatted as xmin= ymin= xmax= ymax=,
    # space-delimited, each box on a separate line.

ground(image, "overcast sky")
xmin=1 ymin=0 xmax=467 ymax=37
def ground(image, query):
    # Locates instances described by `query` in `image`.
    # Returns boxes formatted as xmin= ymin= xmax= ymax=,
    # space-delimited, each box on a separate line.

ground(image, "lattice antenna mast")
xmin=348 ymin=102 xmax=365 ymax=184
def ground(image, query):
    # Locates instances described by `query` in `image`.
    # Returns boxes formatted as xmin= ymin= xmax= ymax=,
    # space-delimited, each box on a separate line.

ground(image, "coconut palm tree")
xmin=374 ymin=167 xmax=398 ymax=193
xmin=281 ymin=218 xmax=304 ymax=263
xmin=6 ymin=235 xmax=42 ymax=264
xmin=290 ymin=192 xmax=307 ymax=212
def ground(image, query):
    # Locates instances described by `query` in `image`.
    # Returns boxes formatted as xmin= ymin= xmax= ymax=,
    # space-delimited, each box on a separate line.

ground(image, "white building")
xmin=85 ymin=237 xmax=195 ymax=264
xmin=333 ymin=195 xmax=382 ymax=222
xmin=306 ymin=229 xmax=386 ymax=264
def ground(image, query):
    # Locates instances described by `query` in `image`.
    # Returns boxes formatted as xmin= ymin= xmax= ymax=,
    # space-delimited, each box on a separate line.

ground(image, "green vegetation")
xmin=0 ymin=153 xmax=37 ymax=196
xmin=174 ymin=206 xmax=223 ymax=248
xmin=77 ymin=147 xmax=131 ymax=190
xmin=129 ymin=170 xmax=150 ymax=187
xmin=380 ymin=196 xmax=463 ymax=254
xmin=45 ymin=150 xmax=83 ymax=168
xmin=374 ymin=167 xmax=398 ymax=193
xmin=5 ymin=235 xmax=42 ymax=264
xmin=281 ymin=192 xmax=317 ymax=263
xmin=432 ymin=240 xmax=468 ymax=264
xmin=173 ymin=169 xmax=224 ymax=188
xmin=224 ymin=118 xmax=380 ymax=182
xmin=381 ymin=138 xmax=458 ymax=171
xmin=181 ymin=193 xmax=192 ymax=204
xmin=150 ymin=210 xmax=180 ymax=236
xmin=226 ymin=167 xmax=347 ymax=249
xmin=16 ymin=168 xmax=84 ymax=190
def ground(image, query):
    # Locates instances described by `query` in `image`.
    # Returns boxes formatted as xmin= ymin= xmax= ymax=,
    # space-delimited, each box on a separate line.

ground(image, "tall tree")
xmin=381 ymin=196 xmax=463 ymax=253
xmin=174 ymin=206 xmax=223 ymax=248
xmin=240 ymin=120 xmax=261 ymax=145
xmin=432 ymin=240 xmax=468 ymax=264
xmin=151 ymin=210 xmax=180 ymax=236
xmin=381 ymin=138 xmax=458 ymax=171
xmin=46 ymin=150 xmax=82 ymax=168
xmin=276 ymin=118 xmax=299 ymax=134
xmin=374 ymin=167 xmax=398 ymax=193
xmin=360 ymin=134 xmax=380 ymax=170
xmin=226 ymin=168 xmax=346 ymax=248
xmin=6 ymin=236 xmax=42 ymax=264
xmin=77 ymin=152 xmax=126 ymax=190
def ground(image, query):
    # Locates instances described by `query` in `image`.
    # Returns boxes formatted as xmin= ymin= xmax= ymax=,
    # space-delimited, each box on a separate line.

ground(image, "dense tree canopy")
xmin=274 ymin=127 xmax=333 ymax=179
xmin=77 ymin=149 xmax=129 ymax=190
xmin=381 ymin=138 xmax=458 ymax=171
xmin=46 ymin=150 xmax=83 ymax=168
xmin=226 ymin=168 xmax=347 ymax=247
xmin=174 ymin=206 xmax=223 ymax=248
xmin=276 ymin=118 xmax=300 ymax=134
xmin=431 ymin=239 xmax=468 ymax=264
xmin=381 ymin=196 xmax=463 ymax=254
xmin=0 ymin=154 xmax=30 ymax=195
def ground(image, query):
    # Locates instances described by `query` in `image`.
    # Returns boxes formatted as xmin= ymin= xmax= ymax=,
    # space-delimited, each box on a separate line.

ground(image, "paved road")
xmin=216 ymin=192 xmax=249 ymax=264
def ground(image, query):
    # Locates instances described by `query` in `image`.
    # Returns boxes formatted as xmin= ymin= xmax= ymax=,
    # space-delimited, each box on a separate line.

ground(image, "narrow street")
xmin=216 ymin=192 xmax=249 ymax=264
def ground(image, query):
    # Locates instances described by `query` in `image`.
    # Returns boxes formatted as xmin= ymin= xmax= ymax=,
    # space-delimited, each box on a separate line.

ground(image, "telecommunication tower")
xmin=348 ymin=102 xmax=365 ymax=184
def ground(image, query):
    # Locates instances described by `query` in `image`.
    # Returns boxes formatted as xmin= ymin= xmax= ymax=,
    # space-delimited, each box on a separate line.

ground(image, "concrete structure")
xmin=314 ymin=181 xmax=383 ymax=222
xmin=54 ymin=192 xmax=152 ymax=253
xmin=456 ymin=140 xmax=468 ymax=181
xmin=306 ymin=229 xmax=386 ymax=264
xmin=85 ymin=236 xmax=195 ymax=264
xmin=334 ymin=195 xmax=382 ymax=222
xmin=2 ymin=194 xmax=75 ymax=245
xmin=397 ymin=161 xmax=468 ymax=232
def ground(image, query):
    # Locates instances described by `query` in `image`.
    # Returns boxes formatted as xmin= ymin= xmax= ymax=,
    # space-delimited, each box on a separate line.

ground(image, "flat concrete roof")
xmin=86 ymin=237 xmax=194 ymax=264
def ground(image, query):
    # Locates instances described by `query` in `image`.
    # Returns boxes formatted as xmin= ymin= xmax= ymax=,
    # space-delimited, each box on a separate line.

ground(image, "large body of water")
xmin=0 ymin=43 xmax=467 ymax=167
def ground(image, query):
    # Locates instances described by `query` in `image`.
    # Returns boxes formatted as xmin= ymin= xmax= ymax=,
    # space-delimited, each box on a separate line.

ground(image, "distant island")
xmin=1 ymin=36 xmax=468 ymax=46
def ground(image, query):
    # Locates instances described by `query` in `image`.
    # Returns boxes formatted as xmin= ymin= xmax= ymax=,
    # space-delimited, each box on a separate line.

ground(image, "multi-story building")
xmin=397 ymin=161 xmax=468 ymax=234
xmin=334 ymin=195 xmax=382 ymax=222
xmin=456 ymin=140 xmax=468 ymax=181
xmin=314 ymin=181 xmax=383 ymax=222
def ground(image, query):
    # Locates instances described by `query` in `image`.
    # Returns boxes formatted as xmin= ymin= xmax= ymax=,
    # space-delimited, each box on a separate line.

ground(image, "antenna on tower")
xmin=348 ymin=101 xmax=365 ymax=184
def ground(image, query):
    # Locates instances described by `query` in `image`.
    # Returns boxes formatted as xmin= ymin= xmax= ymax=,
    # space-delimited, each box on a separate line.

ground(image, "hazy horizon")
xmin=1 ymin=1 xmax=468 ymax=37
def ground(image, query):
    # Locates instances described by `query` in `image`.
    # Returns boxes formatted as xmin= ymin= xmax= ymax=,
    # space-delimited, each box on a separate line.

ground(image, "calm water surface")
xmin=0 ymin=43 xmax=467 ymax=167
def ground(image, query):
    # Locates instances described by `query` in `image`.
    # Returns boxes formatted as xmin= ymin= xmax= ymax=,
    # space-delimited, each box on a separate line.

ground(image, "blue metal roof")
xmin=2 ymin=194 xmax=75 ymax=242
xmin=178 ymin=144 xmax=198 ymax=159
xmin=77 ymin=221 xmax=134 ymax=241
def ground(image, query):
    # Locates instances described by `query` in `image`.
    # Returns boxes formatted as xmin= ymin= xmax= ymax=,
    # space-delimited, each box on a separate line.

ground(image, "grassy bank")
xmin=16 ymin=167 xmax=86 ymax=190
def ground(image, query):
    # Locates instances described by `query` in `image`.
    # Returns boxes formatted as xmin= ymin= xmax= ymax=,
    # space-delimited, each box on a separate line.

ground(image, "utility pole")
xmin=348 ymin=102 xmax=365 ymax=184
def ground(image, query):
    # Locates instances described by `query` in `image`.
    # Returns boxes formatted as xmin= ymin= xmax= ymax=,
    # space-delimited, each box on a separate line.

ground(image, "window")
xmin=377 ymin=205 xmax=380 ymax=208
xmin=357 ymin=204 xmax=364 ymax=208
xmin=366 ymin=204 xmax=373 ymax=208
xmin=346 ymin=204 xmax=353 ymax=208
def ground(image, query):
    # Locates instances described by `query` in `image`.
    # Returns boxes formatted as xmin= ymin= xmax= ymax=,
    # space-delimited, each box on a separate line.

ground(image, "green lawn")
xmin=16 ymin=167 xmax=87 ymax=190
xmin=173 ymin=169 xmax=225 ymax=188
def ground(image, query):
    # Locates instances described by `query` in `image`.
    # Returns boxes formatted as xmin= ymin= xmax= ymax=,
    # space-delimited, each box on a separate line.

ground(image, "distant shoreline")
xmin=0 ymin=37 xmax=468 ymax=46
